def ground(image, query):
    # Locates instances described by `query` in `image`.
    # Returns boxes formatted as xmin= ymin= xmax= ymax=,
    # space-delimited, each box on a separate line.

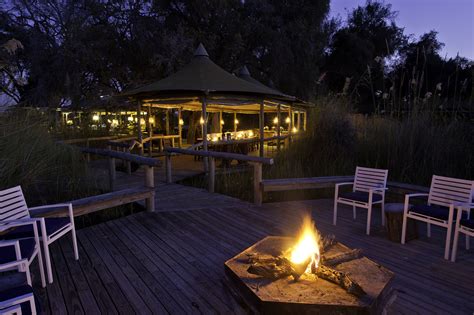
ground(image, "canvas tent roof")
xmin=121 ymin=44 xmax=295 ymax=101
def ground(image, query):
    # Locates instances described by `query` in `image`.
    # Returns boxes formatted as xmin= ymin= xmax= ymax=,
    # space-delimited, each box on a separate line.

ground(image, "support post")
xmin=303 ymin=111 xmax=307 ymax=131
xmin=259 ymin=100 xmax=265 ymax=157
xmin=297 ymin=111 xmax=301 ymax=131
xmin=288 ymin=107 xmax=293 ymax=144
xmin=165 ymin=154 xmax=172 ymax=183
xmin=276 ymin=105 xmax=281 ymax=152
xmin=219 ymin=110 xmax=223 ymax=134
xmin=165 ymin=109 xmax=170 ymax=135
xmin=145 ymin=166 xmax=155 ymax=212
xmin=148 ymin=105 xmax=153 ymax=157
xmin=251 ymin=162 xmax=263 ymax=206
xmin=233 ymin=112 xmax=237 ymax=132
xmin=137 ymin=101 xmax=144 ymax=155
xmin=208 ymin=157 xmax=215 ymax=193
xmin=86 ymin=139 xmax=91 ymax=162
xmin=202 ymin=96 xmax=208 ymax=172
xmin=178 ymin=108 xmax=183 ymax=148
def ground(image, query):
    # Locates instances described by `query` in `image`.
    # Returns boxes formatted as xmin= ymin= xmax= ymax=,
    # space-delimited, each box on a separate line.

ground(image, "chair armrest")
xmin=369 ymin=187 xmax=388 ymax=193
xmin=0 ymin=258 xmax=28 ymax=272
xmin=0 ymin=240 xmax=21 ymax=263
xmin=405 ymin=193 xmax=429 ymax=199
xmin=0 ymin=219 xmax=37 ymax=232
xmin=335 ymin=182 xmax=354 ymax=188
xmin=28 ymin=203 xmax=72 ymax=218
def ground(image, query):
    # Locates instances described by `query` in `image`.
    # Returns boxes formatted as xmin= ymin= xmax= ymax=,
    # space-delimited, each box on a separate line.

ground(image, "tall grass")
xmin=270 ymin=97 xmax=473 ymax=186
xmin=0 ymin=109 xmax=99 ymax=205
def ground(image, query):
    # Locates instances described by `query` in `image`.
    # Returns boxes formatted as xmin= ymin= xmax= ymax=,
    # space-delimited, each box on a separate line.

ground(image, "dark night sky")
xmin=331 ymin=0 xmax=474 ymax=59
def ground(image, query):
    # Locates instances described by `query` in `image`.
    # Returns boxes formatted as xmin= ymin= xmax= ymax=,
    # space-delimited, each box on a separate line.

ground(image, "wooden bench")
xmin=36 ymin=187 xmax=155 ymax=218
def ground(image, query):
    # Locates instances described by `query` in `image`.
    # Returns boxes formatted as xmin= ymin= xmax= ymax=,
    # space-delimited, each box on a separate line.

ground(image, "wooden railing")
xmin=165 ymin=147 xmax=273 ymax=204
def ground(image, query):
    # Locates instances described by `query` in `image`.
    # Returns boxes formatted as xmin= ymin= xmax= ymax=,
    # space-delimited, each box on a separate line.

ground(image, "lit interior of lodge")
xmin=59 ymin=44 xmax=312 ymax=158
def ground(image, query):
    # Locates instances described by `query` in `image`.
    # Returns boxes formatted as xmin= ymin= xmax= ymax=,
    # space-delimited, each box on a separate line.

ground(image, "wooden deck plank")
xmin=34 ymin=181 xmax=473 ymax=314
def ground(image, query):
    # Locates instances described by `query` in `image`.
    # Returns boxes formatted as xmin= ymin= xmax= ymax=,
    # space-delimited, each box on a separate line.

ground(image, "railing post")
xmin=145 ymin=166 xmax=155 ymax=212
xmin=165 ymin=153 xmax=172 ymax=183
xmin=86 ymin=139 xmax=91 ymax=162
xmin=208 ymin=157 xmax=215 ymax=193
xmin=107 ymin=144 xmax=116 ymax=191
xmin=252 ymin=162 xmax=263 ymax=206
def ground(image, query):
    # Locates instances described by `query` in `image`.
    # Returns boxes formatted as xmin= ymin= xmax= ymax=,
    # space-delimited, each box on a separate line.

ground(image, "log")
xmin=315 ymin=265 xmax=366 ymax=297
xmin=322 ymin=249 xmax=362 ymax=266
xmin=322 ymin=234 xmax=336 ymax=252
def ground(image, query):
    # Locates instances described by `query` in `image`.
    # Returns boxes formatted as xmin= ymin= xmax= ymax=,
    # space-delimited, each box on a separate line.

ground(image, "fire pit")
xmin=224 ymin=216 xmax=394 ymax=314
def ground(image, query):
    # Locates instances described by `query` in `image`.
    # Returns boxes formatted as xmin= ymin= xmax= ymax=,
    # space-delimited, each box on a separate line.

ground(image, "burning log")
xmin=246 ymin=255 xmax=310 ymax=281
xmin=315 ymin=265 xmax=366 ymax=297
xmin=322 ymin=249 xmax=362 ymax=267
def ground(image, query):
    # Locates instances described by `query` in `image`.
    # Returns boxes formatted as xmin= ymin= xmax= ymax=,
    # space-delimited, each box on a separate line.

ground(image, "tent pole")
xmin=259 ymin=100 xmax=264 ymax=157
xmin=148 ymin=105 xmax=153 ymax=157
xmin=165 ymin=109 xmax=170 ymax=135
xmin=277 ymin=104 xmax=281 ymax=152
xmin=202 ymin=96 xmax=208 ymax=172
xmin=178 ymin=107 xmax=182 ymax=148
xmin=303 ymin=111 xmax=307 ymax=131
xmin=137 ymin=101 xmax=144 ymax=155
xmin=297 ymin=111 xmax=301 ymax=131
xmin=233 ymin=112 xmax=237 ymax=132
xmin=288 ymin=107 xmax=292 ymax=145
xmin=219 ymin=110 xmax=223 ymax=134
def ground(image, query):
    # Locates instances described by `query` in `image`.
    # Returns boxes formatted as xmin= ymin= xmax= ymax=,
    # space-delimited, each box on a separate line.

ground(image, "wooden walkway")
xmin=32 ymin=184 xmax=474 ymax=314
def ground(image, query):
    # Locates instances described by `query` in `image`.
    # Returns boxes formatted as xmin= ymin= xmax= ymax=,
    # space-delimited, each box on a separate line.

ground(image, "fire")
xmin=290 ymin=216 xmax=321 ymax=272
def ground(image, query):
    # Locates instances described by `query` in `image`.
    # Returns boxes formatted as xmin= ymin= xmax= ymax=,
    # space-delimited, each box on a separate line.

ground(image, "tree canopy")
xmin=1 ymin=0 xmax=471 ymax=114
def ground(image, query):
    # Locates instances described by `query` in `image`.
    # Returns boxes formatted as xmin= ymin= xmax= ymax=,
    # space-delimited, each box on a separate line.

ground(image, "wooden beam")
xmin=202 ymin=96 xmax=208 ymax=172
xmin=219 ymin=110 xmax=223 ymax=134
xmin=259 ymin=100 xmax=264 ymax=157
xmin=148 ymin=105 xmax=153 ymax=157
xmin=297 ymin=111 xmax=301 ymax=130
xmin=165 ymin=147 xmax=274 ymax=165
xmin=288 ymin=107 xmax=292 ymax=145
xmin=79 ymin=147 xmax=161 ymax=167
xmin=251 ymin=162 xmax=263 ymax=206
xmin=144 ymin=166 xmax=155 ymax=212
xmin=233 ymin=112 xmax=237 ymax=132
xmin=178 ymin=107 xmax=183 ymax=148
xmin=137 ymin=101 xmax=143 ymax=155
xmin=276 ymin=105 xmax=281 ymax=151
xmin=303 ymin=111 xmax=307 ymax=131
xmin=165 ymin=109 xmax=170 ymax=135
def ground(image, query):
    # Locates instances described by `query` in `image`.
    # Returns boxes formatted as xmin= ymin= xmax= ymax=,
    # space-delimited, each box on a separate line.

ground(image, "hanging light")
xmin=273 ymin=117 xmax=279 ymax=124
xmin=111 ymin=119 xmax=119 ymax=127
xmin=127 ymin=116 xmax=134 ymax=122
xmin=234 ymin=119 xmax=239 ymax=125
xmin=292 ymin=127 xmax=298 ymax=133
xmin=140 ymin=118 xmax=146 ymax=125
xmin=220 ymin=119 xmax=225 ymax=125
xmin=200 ymin=117 xmax=205 ymax=125
xmin=285 ymin=117 xmax=291 ymax=124
xmin=149 ymin=117 xmax=155 ymax=124
xmin=92 ymin=114 xmax=100 ymax=121
xmin=179 ymin=118 xmax=184 ymax=125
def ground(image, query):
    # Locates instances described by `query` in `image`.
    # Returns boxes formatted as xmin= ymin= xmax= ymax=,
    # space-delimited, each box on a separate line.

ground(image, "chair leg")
xmin=25 ymin=264 xmax=32 ymax=286
xmin=381 ymin=202 xmax=385 ymax=226
xmin=353 ymin=206 xmax=356 ymax=220
xmin=36 ymin=249 xmax=46 ymax=288
xmin=427 ymin=223 xmax=431 ymax=237
xmin=333 ymin=200 xmax=338 ymax=226
xmin=466 ymin=235 xmax=470 ymax=250
xmin=71 ymin=228 xmax=79 ymax=260
xmin=43 ymin=241 xmax=54 ymax=284
xmin=401 ymin=214 xmax=408 ymax=245
xmin=366 ymin=204 xmax=372 ymax=235
xmin=445 ymin=224 xmax=453 ymax=260
xmin=451 ymin=228 xmax=460 ymax=262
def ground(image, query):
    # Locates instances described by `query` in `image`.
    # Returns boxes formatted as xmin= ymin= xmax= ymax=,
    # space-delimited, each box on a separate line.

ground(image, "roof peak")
xmin=238 ymin=65 xmax=251 ymax=77
xmin=194 ymin=43 xmax=209 ymax=57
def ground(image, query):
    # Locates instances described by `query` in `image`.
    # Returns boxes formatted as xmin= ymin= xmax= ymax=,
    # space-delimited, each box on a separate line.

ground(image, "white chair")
xmin=333 ymin=166 xmax=388 ymax=235
xmin=401 ymin=175 xmax=474 ymax=260
xmin=0 ymin=256 xmax=37 ymax=314
xmin=450 ymin=203 xmax=474 ymax=262
xmin=0 ymin=186 xmax=78 ymax=284
xmin=0 ymin=221 xmax=45 ymax=288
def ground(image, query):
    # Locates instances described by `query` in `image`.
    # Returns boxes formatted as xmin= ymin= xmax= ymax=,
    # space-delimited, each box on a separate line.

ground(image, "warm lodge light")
xmin=140 ymin=118 xmax=146 ymax=125
xmin=92 ymin=114 xmax=100 ymax=121
xmin=149 ymin=117 xmax=155 ymax=124
xmin=111 ymin=119 xmax=119 ymax=127
xmin=200 ymin=117 xmax=205 ymax=125
xmin=290 ymin=215 xmax=321 ymax=273
xmin=66 ymin=119 xmax=73 ymax=125
xmin=179 ymin=118 xmax=184 ymax=125
xmin=273 ymin=117 xmax=278 ymax=124
xmin=248 ymin=130 xmax=254 ymax=137
xmin=127 ymin=116 xmax=134 ymax=122
xmin=234 ymin=119 xmax=239 ymax=125
xmin=220 ymin=119 xmax=225 ymax=125
xmin=292 ymin=127 xmax=298 ymax=133
xmin=285 ymin=117 xmax=291 ymax=124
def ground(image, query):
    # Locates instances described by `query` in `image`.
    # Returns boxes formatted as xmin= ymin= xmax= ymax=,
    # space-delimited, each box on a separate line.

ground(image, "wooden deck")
xmin=32 ymin=184 xmax=474 ymax=314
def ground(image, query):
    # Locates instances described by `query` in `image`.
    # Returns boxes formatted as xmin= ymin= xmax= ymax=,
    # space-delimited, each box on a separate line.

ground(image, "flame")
xmin=290 ymin=216 xmax=321 ymax=272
